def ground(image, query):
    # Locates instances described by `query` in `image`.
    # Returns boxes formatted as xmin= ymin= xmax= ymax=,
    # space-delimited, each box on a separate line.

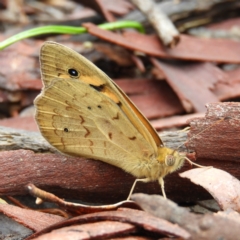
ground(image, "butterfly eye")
xmin=165 ymin=155 xmax=175 ymax=166
xmin=68 ymin=68 xmax=79 ymax=77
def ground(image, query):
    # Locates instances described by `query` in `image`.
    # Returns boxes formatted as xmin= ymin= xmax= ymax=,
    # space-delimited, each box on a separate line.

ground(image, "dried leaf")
xmin=180 ymin=168 xmax=240 ymax=212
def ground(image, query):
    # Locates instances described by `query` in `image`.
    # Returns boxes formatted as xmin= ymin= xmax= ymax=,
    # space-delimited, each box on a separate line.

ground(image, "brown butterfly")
xmin=34 ymin=41 xmax=186 ymax=199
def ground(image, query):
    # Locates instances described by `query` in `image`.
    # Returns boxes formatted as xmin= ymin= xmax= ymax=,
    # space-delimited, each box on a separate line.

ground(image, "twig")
xmin=130 ymin=0 xmax=180 ymax=47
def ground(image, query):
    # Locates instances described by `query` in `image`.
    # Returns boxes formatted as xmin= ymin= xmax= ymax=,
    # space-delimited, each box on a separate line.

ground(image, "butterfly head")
xmin=157 ymin=147 xmax=186 ymax=177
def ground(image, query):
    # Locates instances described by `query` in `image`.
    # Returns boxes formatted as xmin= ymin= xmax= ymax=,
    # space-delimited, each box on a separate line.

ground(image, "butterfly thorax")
xmin=126 ymin=147 xmax=185 ymax=182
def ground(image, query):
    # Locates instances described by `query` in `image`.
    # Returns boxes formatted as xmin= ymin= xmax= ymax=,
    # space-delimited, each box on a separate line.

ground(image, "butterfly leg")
xmin=158 ymin=177 xmax=166 ymax=199
xmin=126 ymin=178 xmax=151 ymax=200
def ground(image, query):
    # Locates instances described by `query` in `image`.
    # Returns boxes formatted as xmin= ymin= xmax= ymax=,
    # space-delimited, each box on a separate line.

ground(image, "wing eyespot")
xmin=64 ymin=128 xmax=69 ymax=132
xmin=68 ymin=68 xmax=79 ymax=78
xmin=88 ymin=106 xmax=91 ymax=110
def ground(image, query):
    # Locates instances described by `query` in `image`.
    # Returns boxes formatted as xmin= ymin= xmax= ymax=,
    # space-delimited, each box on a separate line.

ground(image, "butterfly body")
xmin=35 ymin=42 xmax=185 ymax=198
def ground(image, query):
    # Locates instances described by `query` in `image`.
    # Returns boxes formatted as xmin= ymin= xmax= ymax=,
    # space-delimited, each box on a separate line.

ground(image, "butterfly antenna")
xmin=184 ymin=156 xmax=207 ymax=168
xmin=175 ymin=117 xmax=226 ymax=151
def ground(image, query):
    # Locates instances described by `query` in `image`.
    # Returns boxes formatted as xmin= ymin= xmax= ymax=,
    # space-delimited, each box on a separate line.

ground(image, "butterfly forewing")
xmin=39 ymin=42 xmax=161 ymax=153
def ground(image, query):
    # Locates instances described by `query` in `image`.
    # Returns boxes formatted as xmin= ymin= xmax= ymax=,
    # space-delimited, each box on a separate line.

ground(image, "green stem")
xmin=0 ymin=21 xmax=144 ymax=50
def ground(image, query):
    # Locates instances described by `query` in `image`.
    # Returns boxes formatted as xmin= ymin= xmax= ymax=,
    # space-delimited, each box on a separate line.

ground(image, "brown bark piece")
xmin=0 ymin=116 xmax=38 ymax=131
xmin=94 ymin=43 xmax=134 ymax=66
xmin=95 ymin=0 xmax=116 ymax=22
xmin=186 ymin=102 xmax=240 ymax=162
xmin=0 ymin=149 xmax=134 ymax=203
xmin=151 ymin=59 xmax=225 ymax=112
xmin=33 ymin=221 xmax=136 ymax=240
xmin=214 ymin=67 xmax=240 ymax=101
xmin=150 ymin=112 xmax=205 ymax=130
xmin=116 ymin=79 xmax=184 ymax=118
xmin=207 ymin=17 xmax=240 ymax=30
xmin=0 ymin=203 xmax=64 ymax=232
xmin=123 ymin=32 xmax=240 ymax=63
xmin=0 ymin=41 xmax=42 ymax=91
xmin=225 ymin=67 xmax=240 ymax=83
xmin=82 ymin=23 xmax=240 ymax=63
xmin=132 ymin=193 xmax=240 ymax=240
xmin=0 ymin=147 xmax=211 ymax=203
xmin=80 ymin=0 xmax=133 ymax=20
xmin=0 ymin=126 xmax=55 ymax=152
xmin=30 ymin=208 xmax=190 ymax=240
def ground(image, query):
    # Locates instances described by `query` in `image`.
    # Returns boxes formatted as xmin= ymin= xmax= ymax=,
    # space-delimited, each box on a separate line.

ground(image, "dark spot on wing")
xmin=83 ymin=126 xmax=90 ymax=137
xmin=108 ymin=133 xmax=112 ymax=140
xmin=68 ymin=68 xmax=79 ymax=77
xmin=79 ymin=115 xmax=84 ymax=124
xmin=129 ymin=136 xmax=136 ymax=140
xmin=64 ymin=128 xmax=69 ymax=132
xmin=88 ymin=106 xmax=91 ymax=110
xmin=112 ymin=112 xmax=119 ymax=120
xmin=90 ymin=84 xmax=105 ymax=92
xmin=97 ymin=105 xmax=102 ymax=109
xmin=117 ymin=101 xmax=122 ymax=107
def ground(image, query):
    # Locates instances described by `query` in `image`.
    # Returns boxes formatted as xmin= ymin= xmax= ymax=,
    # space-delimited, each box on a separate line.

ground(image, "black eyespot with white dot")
xmin=64 ymin=128 xmax=69 ymax=132
xmin=68 ymin=68 xmax=79 ymax=77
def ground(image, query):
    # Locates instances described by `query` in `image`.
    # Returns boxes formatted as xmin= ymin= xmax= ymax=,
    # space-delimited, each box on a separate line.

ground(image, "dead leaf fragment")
xmin=32 ymin=221 xmax=136 ymax=240
xmin=82 ymin=23 xmax=240 ymax=63
xmin=180 ymin=168 xmax=240 ymax=212
xmin=150 ymin=59 xmax=225 ymax=113
xmin=28 ymin=208 xmax=190 ymax=240
xmin=132 ymin=193 xmax=240 ymax=240
xmin=0 ymin=203 xmax=64 ymax=232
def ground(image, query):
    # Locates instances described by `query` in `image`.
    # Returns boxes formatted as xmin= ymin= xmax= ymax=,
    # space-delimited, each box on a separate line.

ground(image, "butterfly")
xmin=34 ymin=41 xmax=186 ymax=199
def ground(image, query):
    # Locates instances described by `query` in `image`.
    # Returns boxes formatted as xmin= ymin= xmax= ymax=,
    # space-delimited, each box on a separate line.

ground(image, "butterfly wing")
xmin=35 ymin=77 xmax=157 ymax=177
xmin=39 ymin=42 xmax=163 ymax=153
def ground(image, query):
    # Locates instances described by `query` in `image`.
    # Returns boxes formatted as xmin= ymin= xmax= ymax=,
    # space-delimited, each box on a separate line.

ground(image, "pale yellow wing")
xmin=35 ymin=77 xmax=155 ymax=177
xmin=39 ymin=41 xmax=162 ymax=151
